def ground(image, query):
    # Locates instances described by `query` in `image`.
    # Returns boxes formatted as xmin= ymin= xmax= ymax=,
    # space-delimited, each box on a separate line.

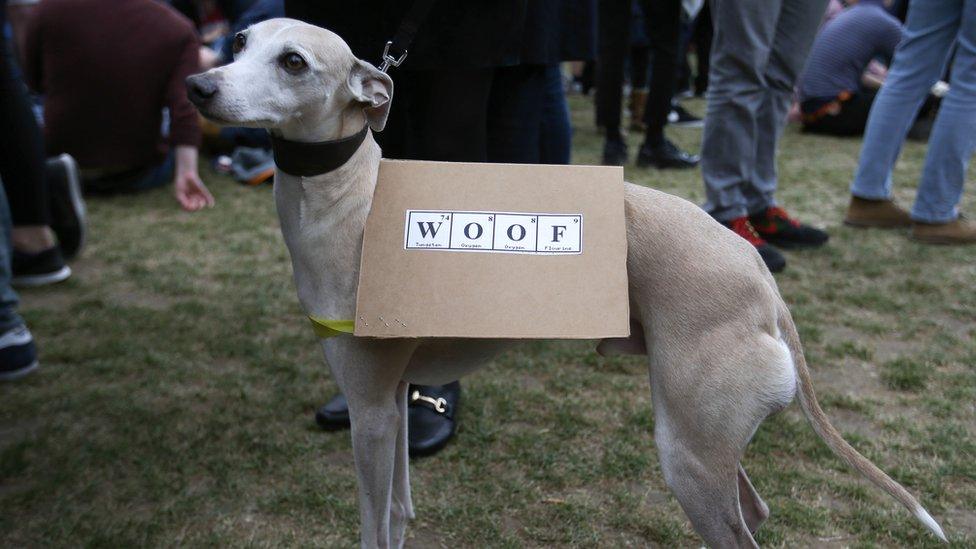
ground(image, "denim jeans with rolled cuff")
xmin=850 ymin=0 xmax=976 ymax=223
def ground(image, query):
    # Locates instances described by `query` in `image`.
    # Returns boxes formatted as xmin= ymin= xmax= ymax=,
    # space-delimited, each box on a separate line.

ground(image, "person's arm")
xmin=173 ymin=145 xmax=214 ymax=211
xmin=166 ymin=28 xmax=213 ymax=211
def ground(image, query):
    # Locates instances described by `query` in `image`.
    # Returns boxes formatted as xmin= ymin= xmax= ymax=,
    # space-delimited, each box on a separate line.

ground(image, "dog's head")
xmin=186 ymin=19 xmax=393 ymax=138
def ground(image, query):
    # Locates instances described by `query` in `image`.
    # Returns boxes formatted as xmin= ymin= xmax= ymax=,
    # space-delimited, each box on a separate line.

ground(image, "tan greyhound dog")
xmin=186 ymin=19 xmax=946 ymax=549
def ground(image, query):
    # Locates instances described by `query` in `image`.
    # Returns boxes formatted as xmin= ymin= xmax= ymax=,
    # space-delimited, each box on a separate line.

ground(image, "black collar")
xmin=270 ymin=126 xmax=369 ymax=177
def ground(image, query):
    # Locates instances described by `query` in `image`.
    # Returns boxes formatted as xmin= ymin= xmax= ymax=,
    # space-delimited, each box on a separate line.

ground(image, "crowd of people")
xmin=0 ymin=0 xmax=973 ymax=457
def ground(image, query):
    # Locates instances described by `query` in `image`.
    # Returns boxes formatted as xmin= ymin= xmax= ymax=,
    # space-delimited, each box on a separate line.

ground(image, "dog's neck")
xmin=275 ymin=104 xmax=365 ymax=142
xmin=272 ymin=112 xmax=379 ymax=321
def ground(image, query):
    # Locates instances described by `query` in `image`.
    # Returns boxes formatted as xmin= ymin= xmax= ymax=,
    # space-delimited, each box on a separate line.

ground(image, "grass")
xmin=1 ymin=95 xmax=974 ymax=547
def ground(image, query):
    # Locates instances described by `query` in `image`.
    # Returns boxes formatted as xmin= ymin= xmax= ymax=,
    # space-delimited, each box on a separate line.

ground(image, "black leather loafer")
xmin=408 ymin=381 xmax=460 ymax=458
xmin=315 ymin=392 xmax=351 ymax=431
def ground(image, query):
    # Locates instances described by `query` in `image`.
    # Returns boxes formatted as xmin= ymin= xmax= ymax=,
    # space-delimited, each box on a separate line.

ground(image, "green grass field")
xmin=1 ymin=96 xmax=974 ymax=547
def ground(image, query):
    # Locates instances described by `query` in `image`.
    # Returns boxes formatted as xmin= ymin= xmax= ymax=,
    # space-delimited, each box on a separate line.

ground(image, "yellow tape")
xmin=308 ymin=316 xmax=355 ymax=339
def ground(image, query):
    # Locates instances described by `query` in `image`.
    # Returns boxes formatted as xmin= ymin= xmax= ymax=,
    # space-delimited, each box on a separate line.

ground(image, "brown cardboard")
xmin=354 ymin=160 xmax=630 ymax=339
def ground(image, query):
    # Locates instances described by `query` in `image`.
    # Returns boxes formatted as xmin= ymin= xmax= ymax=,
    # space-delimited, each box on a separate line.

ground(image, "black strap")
xmin=380 ymin=0 xmax=437 ymax=71
xmin=270 ymin=126 xmax=369 ymax=177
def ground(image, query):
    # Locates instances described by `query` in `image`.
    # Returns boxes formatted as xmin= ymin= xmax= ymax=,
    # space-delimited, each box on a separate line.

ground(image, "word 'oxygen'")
xmin=404 ymin=210 xmax=583 ymax=254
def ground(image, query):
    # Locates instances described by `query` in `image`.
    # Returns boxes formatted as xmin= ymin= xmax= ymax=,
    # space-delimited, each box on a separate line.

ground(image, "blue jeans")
xmin=0 ymin=182 xmax=23 ymax=333
xmin=83 ymin=153 xmax=174 ymax=194
xmin=487 ymin=64 xmax=572 ymax=165
xmin=851 ymin=0 xmax=976 ymax=223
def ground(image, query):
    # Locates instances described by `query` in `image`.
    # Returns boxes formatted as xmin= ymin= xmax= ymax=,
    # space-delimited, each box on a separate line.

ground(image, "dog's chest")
xmin=273 ymin=173 xmax=364 ymax=318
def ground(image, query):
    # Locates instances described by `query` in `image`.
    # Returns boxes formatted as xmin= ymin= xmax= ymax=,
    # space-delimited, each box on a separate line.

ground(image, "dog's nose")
xmin=186 ymin=74 xmax=219 ymax=104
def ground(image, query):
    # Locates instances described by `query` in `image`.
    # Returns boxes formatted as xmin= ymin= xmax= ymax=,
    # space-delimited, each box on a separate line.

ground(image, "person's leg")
xmin=129 ymin=154 xmax=176 ymax=192
xmin=675 ymin=19 xmax=693 ymax=96
xmin=409 ymin=68 xmax=495 ymax=162
xmin=596 ymin=0 xmax=632 ymax=164
xmin=637 ymin=0 xmax=699 ymax=169
xmin=851 ymin=0 xmax=962 ymax=201
xmin=700 ymin=0 xmax=783 ymax=222
xmin=629 ymin=46 xmax=650 ymax=131
xmin=912 ymin=1 xmax=976 ymax=224
xmin=0 ymin=15 xmax=46 ymax=229
xmin=746 ymin=0 xmax=828 ymax=215
xmin=0 ymin=183 xmax=22 ymax=334
xmin=0 ymin=11 xmax=74 ymax=286
xmin=487 ymin=64 xmax=546 ymax=164
xmin=693 ymin=4 xmax=713 ymax=96
xmin=641 ymin=0 xmax=681 ymax=148
xmin=0 ymin=18 xmax=50 ymax=239
xmin=539 ymin=64 xmax=573 ymax=165
xmin=630 ymin=45 xmax=650 ymax=91
xmin=0 ymin=181 xmax=36 ymax=381
xmin=803 ymin=89 xmax=878 ymax=136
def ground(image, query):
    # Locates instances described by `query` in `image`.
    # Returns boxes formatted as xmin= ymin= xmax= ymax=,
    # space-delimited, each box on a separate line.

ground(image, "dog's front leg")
xmin=324 ymin=338 xmax=414 ymax=549
xmin=390 ymin=381 xmax=413 ymax=548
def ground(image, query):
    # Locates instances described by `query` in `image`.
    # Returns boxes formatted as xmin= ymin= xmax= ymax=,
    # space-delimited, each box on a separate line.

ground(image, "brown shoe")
xmin=910 ymin=217 xmax=976 ymax=245
xmin=843 ymin=196 xmax=912 ymax=228
xmin=629 ymin=89 xmax=648 ymax=132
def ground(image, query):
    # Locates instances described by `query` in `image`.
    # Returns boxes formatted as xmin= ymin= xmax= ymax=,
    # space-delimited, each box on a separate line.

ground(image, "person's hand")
xmin=172 ymin=145 xmax=214 ymax=211
xmin=174 ymin=170 xmax=215 ymax=211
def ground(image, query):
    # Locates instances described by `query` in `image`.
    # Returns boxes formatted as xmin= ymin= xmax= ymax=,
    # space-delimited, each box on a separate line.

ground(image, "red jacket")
xmin=24 ymin=0 xmax=202 ymax=170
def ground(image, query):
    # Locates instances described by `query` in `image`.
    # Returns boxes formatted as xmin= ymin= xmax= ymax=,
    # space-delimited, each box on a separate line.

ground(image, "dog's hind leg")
xmin=390 ymin=381 xmax=413 ymax=549
xmin=737 ymin=464 xmax=769 ymax=534
xmin=654 ymin=400 xmax=759 ymax=549
xmin=649 ymin=333 xmax=793 ymax=548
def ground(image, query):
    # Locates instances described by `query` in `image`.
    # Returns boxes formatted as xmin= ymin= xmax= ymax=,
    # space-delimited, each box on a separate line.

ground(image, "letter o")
xmin=464 ymin=222 xmax=483 ymax=239
xmin=507 ymin=224 xmax=526 ymax=241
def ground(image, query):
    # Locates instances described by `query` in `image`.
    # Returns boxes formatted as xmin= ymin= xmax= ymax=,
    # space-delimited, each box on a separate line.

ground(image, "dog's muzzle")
xmin=185 ymin=74 xmax=219 ymax=107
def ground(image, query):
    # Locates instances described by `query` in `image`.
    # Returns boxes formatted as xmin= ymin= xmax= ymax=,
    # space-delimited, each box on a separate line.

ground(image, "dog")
xmin=186 ymin=19 xmax=946 ymax=548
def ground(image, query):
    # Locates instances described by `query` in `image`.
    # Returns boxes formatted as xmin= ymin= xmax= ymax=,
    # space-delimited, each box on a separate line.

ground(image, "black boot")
xmin=602 ymin=136 xmax=628 ymax=166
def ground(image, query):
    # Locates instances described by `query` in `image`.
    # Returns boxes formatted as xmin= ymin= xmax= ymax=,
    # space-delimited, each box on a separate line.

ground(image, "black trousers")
xmin=801 ymin=90 xmax=878 ymax=137
xmin=374 ymin=68 xmax=495 ymax=162
xmin=595 ymin=0 xmax=631 ymax=133
xmin=596 ymin=0 xmax=682 ymax=142
xmin=692 ymin=4 xmax=713 ymax=96
xmin=0 ymin=0 xmax=48 ymax=226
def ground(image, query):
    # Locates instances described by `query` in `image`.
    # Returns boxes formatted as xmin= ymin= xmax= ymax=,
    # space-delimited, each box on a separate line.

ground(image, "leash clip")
xmin=379 ymin=41 xmax=408 ymax=73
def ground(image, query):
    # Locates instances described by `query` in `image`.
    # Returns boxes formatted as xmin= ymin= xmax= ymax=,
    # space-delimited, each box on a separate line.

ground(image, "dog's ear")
xmin=347 ymin=59 xmax=393 ymax=132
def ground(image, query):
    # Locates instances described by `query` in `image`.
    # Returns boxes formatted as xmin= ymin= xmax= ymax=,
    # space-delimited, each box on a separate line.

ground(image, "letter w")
xmin=417 ymin=221 xmax=443 ymax=238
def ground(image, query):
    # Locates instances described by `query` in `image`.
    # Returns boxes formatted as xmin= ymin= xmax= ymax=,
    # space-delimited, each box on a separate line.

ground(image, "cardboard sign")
xmin=354 ymin=160 xmax=630 ymax=339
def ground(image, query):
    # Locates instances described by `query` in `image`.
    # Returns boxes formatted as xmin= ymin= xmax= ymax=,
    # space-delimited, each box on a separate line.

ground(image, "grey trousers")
xmin=701 ymin=0 xmax=828 ymax=221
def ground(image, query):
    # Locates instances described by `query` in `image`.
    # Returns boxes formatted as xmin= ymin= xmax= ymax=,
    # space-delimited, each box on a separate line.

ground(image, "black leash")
xmin=271 ymin=0 xmax=435 ymax=176
xmin=379 ymin=0 xmax=437 ymax=72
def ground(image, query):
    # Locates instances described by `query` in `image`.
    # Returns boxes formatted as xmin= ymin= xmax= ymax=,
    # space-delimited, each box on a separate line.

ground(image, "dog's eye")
xmin=281 ymin=52 xmax=308 ymax=73
xmin=232 ymin=32 xmax=246 ymax=54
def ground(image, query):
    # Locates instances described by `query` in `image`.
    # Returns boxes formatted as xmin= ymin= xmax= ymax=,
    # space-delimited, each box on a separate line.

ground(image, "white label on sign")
xmin=405 ymin=210 xmax=582 ymax=254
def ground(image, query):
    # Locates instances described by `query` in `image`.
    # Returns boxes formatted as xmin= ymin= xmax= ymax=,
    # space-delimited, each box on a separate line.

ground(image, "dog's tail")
xmin=776 ymin=302 xmax=947 ymax=542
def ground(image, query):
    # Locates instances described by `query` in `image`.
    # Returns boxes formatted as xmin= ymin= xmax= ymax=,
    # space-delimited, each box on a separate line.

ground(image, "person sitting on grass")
xmin=796 ymin=0 xmax=905 ymax=136
xmin=21 ymin=0 xmax=214 ymax=211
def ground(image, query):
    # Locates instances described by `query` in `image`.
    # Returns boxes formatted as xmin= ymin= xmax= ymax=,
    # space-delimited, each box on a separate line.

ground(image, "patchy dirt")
xmin=945 ymin=508 xmax=976 ymax=537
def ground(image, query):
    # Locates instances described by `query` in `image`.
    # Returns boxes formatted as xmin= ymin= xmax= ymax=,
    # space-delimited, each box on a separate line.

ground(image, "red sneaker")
xmin=749 ymin=206 xmax=829 ymax=249
xmin=723 ymin=216 xmax=786 ymax=273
